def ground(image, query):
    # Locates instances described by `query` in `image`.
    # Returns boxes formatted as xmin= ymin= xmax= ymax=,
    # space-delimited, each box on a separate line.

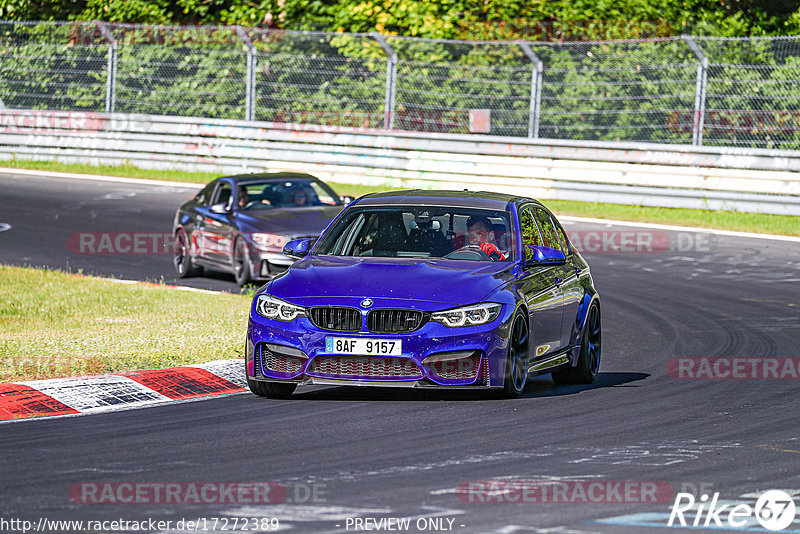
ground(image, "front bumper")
xmin=246 ymin=307 xmax=513 ymax=388
xmin=250 ymin=251 xmax=294 ymax=280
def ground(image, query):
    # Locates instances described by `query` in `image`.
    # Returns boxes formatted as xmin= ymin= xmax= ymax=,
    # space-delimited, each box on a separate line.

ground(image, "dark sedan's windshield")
xmin=315 ymin=207 xmax=514 ymax=261
xmin=237 ymin=180 xmax=339 ymax=210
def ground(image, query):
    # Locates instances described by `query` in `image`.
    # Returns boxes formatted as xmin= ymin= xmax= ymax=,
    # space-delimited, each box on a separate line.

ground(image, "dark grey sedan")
xmin=172 ymin=172 xmax=349 ymax=285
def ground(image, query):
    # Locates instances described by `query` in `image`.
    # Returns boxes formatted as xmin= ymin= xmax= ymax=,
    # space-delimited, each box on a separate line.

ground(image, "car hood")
xmin=236 ymin=206 xmax=343 ymax=237
xmin=269 ymin=256 xmax=515 ymax=309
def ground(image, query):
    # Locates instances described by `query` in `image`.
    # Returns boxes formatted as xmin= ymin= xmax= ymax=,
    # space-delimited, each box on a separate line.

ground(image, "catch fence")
xmin=2 ymin=21 xmax=800 ymax=150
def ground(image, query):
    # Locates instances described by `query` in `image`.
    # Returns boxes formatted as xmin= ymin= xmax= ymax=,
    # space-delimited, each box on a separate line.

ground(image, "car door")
xmin=515 ymin=205 xmax=565 ymax=359
xmin=196 ymin=181 xmax=236 ymax=265
xmin=533 ymin=206 xmax=582 ymax=351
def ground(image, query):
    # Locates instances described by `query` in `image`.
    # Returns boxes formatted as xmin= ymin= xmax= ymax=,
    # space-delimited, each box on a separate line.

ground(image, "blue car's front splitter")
xmin=246 ymin=314 xmax=514 ymax=388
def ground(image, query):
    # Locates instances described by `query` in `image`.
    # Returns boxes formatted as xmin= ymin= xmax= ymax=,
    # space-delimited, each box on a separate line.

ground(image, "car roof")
xmin=354 ymin=189 xmax=540 ymax=210
xmin=222 ymin=172 xmax=323 ymax=184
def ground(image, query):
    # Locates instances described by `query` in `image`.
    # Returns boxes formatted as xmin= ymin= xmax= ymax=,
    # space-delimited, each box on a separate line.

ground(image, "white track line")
xmin=100 ymin=277 xmax=224 ymax=294
xmin=0 ymin=166 xmax=203 ymax=189
xmin=560 ymin=215 xmax=800 ymax=243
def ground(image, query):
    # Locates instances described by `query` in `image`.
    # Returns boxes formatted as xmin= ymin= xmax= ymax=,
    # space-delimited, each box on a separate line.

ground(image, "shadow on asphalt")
xmin=520 ymin=371 xmax=649 ymax=398
xmin=284 ymin=372 xmax=649 ymax=402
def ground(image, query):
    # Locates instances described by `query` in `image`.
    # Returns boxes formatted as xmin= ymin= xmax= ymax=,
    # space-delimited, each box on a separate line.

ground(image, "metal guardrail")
xmin=1 ymin=110 xmax=798 ymax=215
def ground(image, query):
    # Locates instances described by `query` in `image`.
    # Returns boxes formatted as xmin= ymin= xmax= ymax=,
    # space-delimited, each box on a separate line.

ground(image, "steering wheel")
xmin=444 ymin=244 xmax=492 ymax=260
xmin=243 ymin=199 xmax=271 ymax=210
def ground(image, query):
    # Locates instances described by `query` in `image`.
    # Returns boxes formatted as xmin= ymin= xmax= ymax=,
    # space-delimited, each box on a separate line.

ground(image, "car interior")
xmin=327 ymin=209 xmax=511 ymax=260
xmin=239 ymin=181 xmax=326 ymax=209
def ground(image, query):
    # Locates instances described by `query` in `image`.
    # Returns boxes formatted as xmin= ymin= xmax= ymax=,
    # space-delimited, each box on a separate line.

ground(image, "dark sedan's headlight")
xmin=430 ymin=303 xmax=501 ymax=328
xmin=256 ymin=295 xmax=306 ymax=321
xmin=251 ymin=233 xmax=287 ymax=251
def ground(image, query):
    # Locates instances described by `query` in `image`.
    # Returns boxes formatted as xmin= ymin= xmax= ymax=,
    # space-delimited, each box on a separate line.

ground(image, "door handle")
xmin=554 ymin=277 xmax=562 ymax=287
xmin=575 ymin=267 xmax=581 ymax=276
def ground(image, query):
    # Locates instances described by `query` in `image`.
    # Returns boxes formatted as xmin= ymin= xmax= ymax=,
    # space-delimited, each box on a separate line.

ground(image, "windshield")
xmin=236 ymin=179 xmax=339 ymax=210
xmin=315 ymin=207 xmax=514 ymax=261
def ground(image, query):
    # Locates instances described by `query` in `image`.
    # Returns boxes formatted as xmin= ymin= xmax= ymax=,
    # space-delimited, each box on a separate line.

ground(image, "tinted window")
xmin=213 ymin=182 xmax=233 ymax=210
xmin=519 ymin=207 xmax=544 ymax=262
xmin=194 ymin=183 xmax=215 ymax=207
xmin=533 ymin=207 xmax=563 ymax=252
xmin=552 ymin=216 xmax=572 ymax=255
xmin=237 ymin=179 xmax=340 ymax=210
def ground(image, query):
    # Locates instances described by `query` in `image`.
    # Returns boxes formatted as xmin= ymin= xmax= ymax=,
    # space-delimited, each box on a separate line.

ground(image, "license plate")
xmin=325 ymin=337 xmax=402 ymax=356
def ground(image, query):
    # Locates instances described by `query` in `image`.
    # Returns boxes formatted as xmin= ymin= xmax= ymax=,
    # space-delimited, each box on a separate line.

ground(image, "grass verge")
xmin=0 ymin=265 xmax=250 ymax=382
xmin=2 ymin=159 xmax=797 ymax=236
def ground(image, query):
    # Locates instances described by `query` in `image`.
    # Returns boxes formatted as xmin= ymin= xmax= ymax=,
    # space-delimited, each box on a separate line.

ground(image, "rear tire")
xmin=552 ymin=302 xmax=601 ymax=385
xmin=247 ymin=378 xmax=297 ymax=399
xmin=174 ymin=229 xmax=201 ymax=278
xmin=500 ymin=311 xmax=530 ymax=399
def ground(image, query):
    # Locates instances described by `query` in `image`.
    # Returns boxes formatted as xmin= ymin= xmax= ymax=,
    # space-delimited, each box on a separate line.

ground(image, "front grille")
xmin=307 ymin=356 xmax=422 ymax=379
xmin=428 ymin=354 xmax=482 ymax=381
xmin=258 ymin=344 xmax=305 ymax=377
xmin=309 ymin=307 xmax=362 ymax=332
xmin=367 ymin=309 xmax=426 ymax=333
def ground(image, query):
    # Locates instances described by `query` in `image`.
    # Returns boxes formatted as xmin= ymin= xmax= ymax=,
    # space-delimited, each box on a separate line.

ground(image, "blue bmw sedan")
xmin=246 ymin=190 xmax=601 ymax=399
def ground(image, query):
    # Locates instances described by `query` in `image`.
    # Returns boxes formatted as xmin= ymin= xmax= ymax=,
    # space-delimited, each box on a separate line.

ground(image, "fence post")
xmin=683 ymin=35 xmax=708 ymax=146
xmin=371 ymin=32 xmax=397 ymax=130
xmin=518 ymin=41 xmax=544 ymax=139
xmin=236 ymin=26 xmax=257 ymax=122
xmin=99 ymin=23 xmax=117 ymax=114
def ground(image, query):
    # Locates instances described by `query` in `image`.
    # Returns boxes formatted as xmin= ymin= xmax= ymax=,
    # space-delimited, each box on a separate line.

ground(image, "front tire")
xmin=552 ymin=302 xmax=601 ymax=385
xmin=233 ymin=237 xmax=253 ymax=286
xmin=174 ymin=229 xmax=201 ymax=278
xmin=247 ymin=378 xmax=297 ymax=399
xmin=500 ymin=311 xmax=530 ymax=398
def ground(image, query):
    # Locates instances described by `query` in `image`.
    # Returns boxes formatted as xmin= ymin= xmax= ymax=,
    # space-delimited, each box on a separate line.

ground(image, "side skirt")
xmin=527 ymin=347 xmax=576 ymax=375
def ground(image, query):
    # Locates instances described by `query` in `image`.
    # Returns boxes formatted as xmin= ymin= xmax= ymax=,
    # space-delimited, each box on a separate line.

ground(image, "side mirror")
xmin=526 ymin=246 xmax=566 ymax=266
xmin=282 ymin=238 xmax=317 ymax=259
xmin=339 ymin=195 xmax=355 ymax=205
xmin=209 ymin=202 xmax=230 ymax=214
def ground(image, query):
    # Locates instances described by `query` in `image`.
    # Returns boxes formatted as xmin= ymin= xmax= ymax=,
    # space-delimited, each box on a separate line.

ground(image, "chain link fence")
xmin=1 ymin=21 xmax=800 ymax=150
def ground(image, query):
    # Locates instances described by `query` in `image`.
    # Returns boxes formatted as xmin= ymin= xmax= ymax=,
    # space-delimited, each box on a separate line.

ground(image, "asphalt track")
xmin=1 ymin=170 xmax=800 ymax=534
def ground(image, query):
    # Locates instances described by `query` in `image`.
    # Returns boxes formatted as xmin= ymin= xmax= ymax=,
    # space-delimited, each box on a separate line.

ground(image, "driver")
xmin=291 ymin=189 xmax=308 ymax=206
xmin=237 ymin=187 xmax=249 ymax=208
xmin=466 ymin=215 xmax=506 ymax=261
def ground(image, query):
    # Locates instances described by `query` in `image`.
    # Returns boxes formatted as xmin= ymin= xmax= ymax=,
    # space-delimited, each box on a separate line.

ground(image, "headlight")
xmin=255 ymin=295 xmax=306 ymax=321
xmin=251 ymin=233 xmax=287 ymax=251
xmin=430 ymin=303 xmax=501 ymax=328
